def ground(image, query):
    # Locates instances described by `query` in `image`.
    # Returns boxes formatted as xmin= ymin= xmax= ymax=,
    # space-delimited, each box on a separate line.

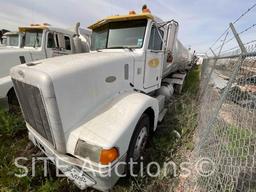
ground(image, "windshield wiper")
xmin=107 ymin=46 xmax=134 ymax=51
xmin=95 ymin=48 xmax=103 ymax=52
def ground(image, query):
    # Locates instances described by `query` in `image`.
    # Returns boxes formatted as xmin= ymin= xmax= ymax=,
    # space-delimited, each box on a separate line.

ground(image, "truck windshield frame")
xmin=91 ymin=19 xmax=147 ymax=51
xmin=24 ymin=29 xmax=43 ymax=48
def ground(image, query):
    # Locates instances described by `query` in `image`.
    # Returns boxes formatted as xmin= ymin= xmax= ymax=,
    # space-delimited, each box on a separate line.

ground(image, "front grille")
xmin=12 ymin=79 xmax=54 ymax=145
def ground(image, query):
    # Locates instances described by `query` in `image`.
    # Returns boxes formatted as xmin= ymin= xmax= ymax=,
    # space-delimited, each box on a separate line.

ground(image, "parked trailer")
xmin=0 ymin=23 xmax=91 ymax=109
xmin=11 ymin=7 xmax=192 ymax=191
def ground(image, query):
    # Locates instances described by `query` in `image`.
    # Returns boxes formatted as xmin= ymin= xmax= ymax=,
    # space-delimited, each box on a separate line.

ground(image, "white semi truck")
xmin=0 ymin=29 xmax=9 ymax=46
xmin=0 ymin=31 xmax=24 ymax=48
xmin=11 ymin=7 xmax=192 ymax=191
xmin=0 ymin=23 xmax=91 ymax=109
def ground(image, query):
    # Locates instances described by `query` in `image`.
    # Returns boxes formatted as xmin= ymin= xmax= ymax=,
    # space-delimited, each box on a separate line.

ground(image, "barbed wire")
xmin=221 ymin=39 xmax=256 ymax=54
xmin=214 ymin=23 xmax=256 ymax=52
xmin=207 ymin=3 xmax=256 ymax=53
xmin=207 ymin=27 xmax=230 ymax=53
xmin=233 ymin=3 xmax=256 ymax=24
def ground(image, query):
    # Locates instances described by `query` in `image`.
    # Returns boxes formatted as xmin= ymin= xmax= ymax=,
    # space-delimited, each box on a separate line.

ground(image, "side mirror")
xmin=166 ymin=21 xmax=179 ymax=52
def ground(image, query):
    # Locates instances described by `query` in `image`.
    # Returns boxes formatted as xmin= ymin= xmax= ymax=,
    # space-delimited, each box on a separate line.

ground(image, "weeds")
xmin=114 ymin=66 xmax=201 ymax=191
xmin=0 ymin=109 xmax=25 ymax=136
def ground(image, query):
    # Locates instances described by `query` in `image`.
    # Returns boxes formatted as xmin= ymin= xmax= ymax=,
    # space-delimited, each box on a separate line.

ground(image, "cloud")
xmin=0 ymin=0 xmax=255 ymax=52
xmin=0 ymin=1 xmax=66 ymax=30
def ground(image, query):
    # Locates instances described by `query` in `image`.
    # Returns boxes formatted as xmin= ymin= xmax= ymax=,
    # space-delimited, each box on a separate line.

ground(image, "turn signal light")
xmin=30 ymin=24 xmax=40 ymax=26
xmin=129 ymin=10 xmax=136 ymax=15
xmin=142 ymin=4 xmax=151 ymax=13
xmin=30 ymin=23 xmax=50 ymax=27
xmin=142 ymin=8 xmax=151 ymax=13
xmin=100 ymin=148 xmax=119 ymax=165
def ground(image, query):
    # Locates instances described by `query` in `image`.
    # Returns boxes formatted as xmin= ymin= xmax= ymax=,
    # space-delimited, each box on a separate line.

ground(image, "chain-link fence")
xmin=184 ymin=4 xmax=256 ymax=192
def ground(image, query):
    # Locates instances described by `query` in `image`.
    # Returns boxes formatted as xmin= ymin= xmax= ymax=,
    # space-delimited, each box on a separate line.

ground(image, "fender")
xmin=66 ymin=91 xmax=159 ymax=157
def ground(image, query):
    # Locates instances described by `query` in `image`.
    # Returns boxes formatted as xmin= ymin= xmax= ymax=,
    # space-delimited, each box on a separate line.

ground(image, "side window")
xmin=148 ymin=25 xmax=163 ymax=50
xmin=64 ymin=36 xmax=71 ymax=50
xmin=47 ymin=32 xmax=55 ymax=48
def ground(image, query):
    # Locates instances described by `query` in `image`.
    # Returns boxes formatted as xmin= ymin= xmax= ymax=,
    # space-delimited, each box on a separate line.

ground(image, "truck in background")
xmin=11 ymin=6 xmax=194 ymax=191
xmin=0 ymin=31 xmax=24 ymax=48
xmin=0 ymin=29 xmax=9 ymax=46
xmin=0 ymin=23 xmax=91 ymax=110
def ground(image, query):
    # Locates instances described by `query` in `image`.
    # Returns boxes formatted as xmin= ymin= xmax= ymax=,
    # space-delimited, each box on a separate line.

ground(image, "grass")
xmin=0 ymin=110 xmax=25 ymax=136
xmin=215 ymin=123 xmax=255 ymax=160
xmin=0 ymin=66 xmax=201 ymax=192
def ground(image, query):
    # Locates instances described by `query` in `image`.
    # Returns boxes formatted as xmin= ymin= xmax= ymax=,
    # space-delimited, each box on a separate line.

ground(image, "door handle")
xmin=149 ymin=50 xmax=163 ymax=53
xmin=150 ymin=50 xmax=159 ymax=53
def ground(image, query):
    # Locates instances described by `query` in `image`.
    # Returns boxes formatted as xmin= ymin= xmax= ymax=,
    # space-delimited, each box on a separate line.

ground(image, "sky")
xmin=0 ymin=0 xmax=255 ymax=52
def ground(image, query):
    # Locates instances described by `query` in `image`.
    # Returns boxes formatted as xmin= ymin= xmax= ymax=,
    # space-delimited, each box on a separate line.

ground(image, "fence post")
xmin=199 ymin=23 xmax=247 ymax=148
xmin=229 ymin=23 xmax=247 ymax=54
xmin=210 ymin=48 xmax=217 ymax=57
xmin=200 ymin=31 xmax=229 ymax=98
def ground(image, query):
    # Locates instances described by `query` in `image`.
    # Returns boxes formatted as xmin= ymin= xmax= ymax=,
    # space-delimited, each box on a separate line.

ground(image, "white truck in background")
xmin=0 ymin=29 xmax=9 ymax=46
xmin=0 ymin=31 xmax=24 ymax=48
xmin=11 ymin=6 xmax=193 ymax=191
xmin=0 ymin=23 xmax=91 ymax=110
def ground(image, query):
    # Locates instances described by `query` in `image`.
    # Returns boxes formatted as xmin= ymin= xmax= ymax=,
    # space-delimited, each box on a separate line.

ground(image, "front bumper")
xmin=28 ymin=128 xmax=126 ymax=191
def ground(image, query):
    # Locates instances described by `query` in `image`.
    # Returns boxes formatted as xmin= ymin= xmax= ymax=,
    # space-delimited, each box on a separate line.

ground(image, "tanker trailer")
xmin=10 ymin=6 xmax=193 ymax=191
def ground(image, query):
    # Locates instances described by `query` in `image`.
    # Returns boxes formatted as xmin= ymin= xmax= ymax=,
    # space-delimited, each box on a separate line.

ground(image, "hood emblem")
xmin=18 ymin=70 xmax=25 ymax=78
xmin=105 ymin=76 xmax=117 ymax=83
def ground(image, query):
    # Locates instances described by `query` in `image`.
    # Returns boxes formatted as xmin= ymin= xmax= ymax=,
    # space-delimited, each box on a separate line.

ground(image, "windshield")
xmin=91 ymin=19 xmax=147 ymax=50
xmin=6 ymin=35 xmax=19 ymax=46
xmin=24 ymin=30 xmax=43 ymax=47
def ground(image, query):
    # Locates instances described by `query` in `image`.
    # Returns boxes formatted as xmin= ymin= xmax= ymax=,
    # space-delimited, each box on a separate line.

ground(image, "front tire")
xmin=126 ymin=114 xmax=150 ymax=174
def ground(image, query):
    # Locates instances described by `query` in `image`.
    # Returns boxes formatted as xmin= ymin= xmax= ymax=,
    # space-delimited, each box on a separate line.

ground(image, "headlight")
xmin=75 ymin=140 xmax=119 ymax=165
xmin=75 ymin=140 xmax=102 ymax=162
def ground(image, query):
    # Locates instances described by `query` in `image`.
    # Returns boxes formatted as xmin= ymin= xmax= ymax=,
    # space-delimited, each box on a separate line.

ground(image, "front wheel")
xmin=126 ymin=114 xmax=150 ymax=173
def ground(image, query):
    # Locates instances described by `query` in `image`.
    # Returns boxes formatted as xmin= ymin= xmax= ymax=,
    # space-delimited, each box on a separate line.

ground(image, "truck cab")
xmin=11 ymin=8 xmax=192 ymax=191
xmin=0 ymin=23 xmax=91 ymax=109
xmin=1 ymin=31 xmax=24 ymax=48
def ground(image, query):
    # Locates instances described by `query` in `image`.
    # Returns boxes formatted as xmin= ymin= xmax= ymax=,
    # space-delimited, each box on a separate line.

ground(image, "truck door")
xmin=46 ymin=31 xmax=55 ymax=57
xmin=46 ymin=32 xmax=70 ymax=57
xmin=144 ymin=24 xmax=164 ymax=89
xmin=63 ymin=35 xmax=72 ymax=54
xmin=54 ymin=33 xmax=72 ymax=56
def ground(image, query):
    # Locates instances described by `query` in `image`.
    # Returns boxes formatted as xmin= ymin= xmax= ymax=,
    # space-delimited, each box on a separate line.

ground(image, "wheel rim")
xmin=133 ymin=127 xmax=148 ymax=161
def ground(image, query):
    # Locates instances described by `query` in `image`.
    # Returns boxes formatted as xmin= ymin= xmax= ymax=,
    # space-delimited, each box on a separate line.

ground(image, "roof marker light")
xmin=142 ymin=4 xmax=151 ymax=13
xmin=129 ymin=10 xmax=136 ymax=15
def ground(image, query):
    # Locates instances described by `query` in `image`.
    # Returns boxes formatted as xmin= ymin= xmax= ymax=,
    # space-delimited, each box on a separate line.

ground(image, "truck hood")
xmin=11 ymin=52 xmax=135 ymax=137
xmin=0 ymin=48 xmax=33 ymax=78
